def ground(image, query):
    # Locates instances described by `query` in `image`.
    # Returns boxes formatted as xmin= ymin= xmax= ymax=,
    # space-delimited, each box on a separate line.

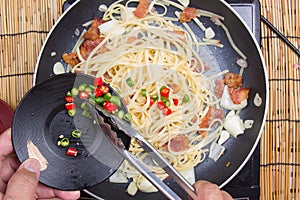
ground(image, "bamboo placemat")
xmin=260 ymin=0 xmax=300 ymax=199
xmin=0 ymin=0 xmax=299 ymax=199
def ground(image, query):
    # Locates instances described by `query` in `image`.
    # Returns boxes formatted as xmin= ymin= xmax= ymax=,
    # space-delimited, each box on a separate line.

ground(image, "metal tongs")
xmin=85 ymin=100 xmax=197 ymax=200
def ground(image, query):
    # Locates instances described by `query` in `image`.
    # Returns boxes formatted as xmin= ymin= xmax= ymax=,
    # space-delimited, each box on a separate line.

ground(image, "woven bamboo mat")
xmin=0 ymin=0 xmax=299 ymax=199
xmin=260 ymin=0 xmax=300 ymax=199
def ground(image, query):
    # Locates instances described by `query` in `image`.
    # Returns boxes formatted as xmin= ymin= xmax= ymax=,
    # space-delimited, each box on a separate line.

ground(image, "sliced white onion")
xmin=121 ymin=7 xmax=135 ymax=20
xmin=226 ymin=110 xmax=236 ymax=120
xmin=254 ymin=93 xmax=262 ymax=107
xmin=177 ymin=0 xmax=190 ymax=7
xmin=136 ymin=176 xmax=158 ymax=193
xmin=205 ymin=27 xmax=215 ymax=39
xmin=98 ymin=4 xmax=108 ymax=12
xmin=220 ymin=85 xmax=247 ymax=110
xmin=109 ymin=170 xmax=128 ymax=183
xmin=50 ymin=51 xmax=56 ymax=57
xmin=244 ymin=120 xmax=254 ymax=129
xmin=209 ymin=142 xmax=225 ymax=161
xmin=127 ymin=182 xmax=138 ymax=196
xmin=224 ymin=113 xmax=244 ymax=138
xmin=236 ymin=58 xmax=248 ymax=68
xmin=218 ymin=130 xmax=230 ymax=145
xmin=53 ymin=62 xmax=65 ymax=75
xmin=98 ymin=20 xmax=125 ymax=36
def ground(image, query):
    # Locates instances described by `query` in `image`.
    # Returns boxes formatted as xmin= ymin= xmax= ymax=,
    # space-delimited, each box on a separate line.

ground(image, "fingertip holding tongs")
xmin=85 ymin=100 xmax=197 ymax=200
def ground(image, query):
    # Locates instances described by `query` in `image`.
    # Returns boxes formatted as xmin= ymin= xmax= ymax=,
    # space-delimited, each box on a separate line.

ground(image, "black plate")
xmin=34 ymin=0 xmax=268 ymax=199
xmin=12 ymin=73 xmax=130 ymax=191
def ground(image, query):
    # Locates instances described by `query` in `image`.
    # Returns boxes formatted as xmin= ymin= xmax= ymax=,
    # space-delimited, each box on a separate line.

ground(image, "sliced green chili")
xmin=116 ymin=110 xmax=125 ymax=119
xmin=78 ymin=83 xmax=87 ymax=91
xmin=124 ymin=113 xmax=132 ymax=121
xmin=71 ymin=88 xmax=79 ymax=96
xmin=183 ymin=94 xmax=190 ymax=103
xmin=95 ymin=96 xmax=105 ymax=104
xmin=71 ymin=129 xmax=82 ymax=138
xmin=82 ymin=110 xmax=91 ymax=118
xmin=104 ymin=92 xmax=112 ymax=101
xmin=141 ymin=89 xmax=147 ymax=97
xmin=151 ymin=94 xmax=159 ymax=101
xmin=68 ymin=109 xmax=76 ymax=116
xmin=110 ymin=96 xmax=121 ymax=106
xmin=58 ymin=137 xmax=70 ymax=147
xmin=81 ymin=102 xmax=89 ymax=111
xmin=84 ymin=86 xmax=93 ymax=94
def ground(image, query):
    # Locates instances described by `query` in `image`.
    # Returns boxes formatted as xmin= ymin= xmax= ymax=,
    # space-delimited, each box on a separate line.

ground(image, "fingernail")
xmin=23 ymin=159 xmax=41 ymax=173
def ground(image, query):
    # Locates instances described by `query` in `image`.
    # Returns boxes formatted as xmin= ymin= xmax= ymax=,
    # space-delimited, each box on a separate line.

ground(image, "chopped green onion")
xmin=110 ymin=96 xmax=121 ymax=107
xmin=116 ymin=110 xmax=125 ymax=119
xmin=58 ymin=137 xmax=70 ymax=147
xmin=183 ymin=94 xmax=190 ymax=103
xmin=141 ymin=89 xmax=147 ymax=97
xmin=124 ymin=113 xmax=132 ymax=121
xmin=78 ymin=83 xmax=87 ymax=91
xmin=126 ymin=77 xmax=134 ymax=87
xmin=71 ymin=129 xmax=82 ymax=138
xmin=71 ymin=88 xmax=79 ymax=96
xmin=66 ymin=91 xmax=72 ymax=96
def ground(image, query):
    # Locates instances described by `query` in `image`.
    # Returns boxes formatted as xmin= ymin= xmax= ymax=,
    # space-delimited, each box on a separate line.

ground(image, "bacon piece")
xmin=83 ymin=17 xmax=106 ymax=41
xmin=228 ymin=87 xmax=250 ymax=104
xmin=169 ymin=134 xmax=190 ymax=152
xmin=133 ymin=0 xmax=150 ymax=18
xmin=224 ymin=73 xmax=243 ymax=88
xmin=80 ymin=37 xmax=105 ymax=59
xmin=198 ymin=107 xmax=224 ymax=136
xmin=180 ymin=7 xmax=198 ymax=23
xmin=214 ymin=79 xmax=225 ymax=98
xmin=62 ymin=52 xmax=80 ymax=67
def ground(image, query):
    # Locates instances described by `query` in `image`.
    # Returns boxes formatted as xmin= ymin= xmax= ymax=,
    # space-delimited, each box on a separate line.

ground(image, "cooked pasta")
xmin=63 ymin=0 xmax=248 ymax=194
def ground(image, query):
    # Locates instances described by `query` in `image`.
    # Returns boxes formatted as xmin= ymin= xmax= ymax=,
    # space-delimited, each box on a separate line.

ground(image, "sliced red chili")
xmin=65 ymin=103 xmax=75 ymax=110
xmin=99 ymin=85 xmax=109 ymax=95
xmin=157 ymin=101 xmax=165 ymax=110
xmin=162 ymin=107 xmax=172 ymax=116
xmin=103 ymin=101 xmax=118 ymax=113
xmin=173 ymin=98 xmax=179 ymax=106
xmin=66 ymin=147 xmax=78 ymax=156
xmin=94 ymin=87 xmax=102 ymax=97
xmin=65 ymin=96 xmax=74 ymax=103
xmin=149 ymin=97 xmax=155 ymax=106
xmin=79 ymin=91 xmax=89 ymax=99
xmin=94 ymin=77 xmax=103 ymax=86
xmin=160 ymin=87 xmax=170 ymax=98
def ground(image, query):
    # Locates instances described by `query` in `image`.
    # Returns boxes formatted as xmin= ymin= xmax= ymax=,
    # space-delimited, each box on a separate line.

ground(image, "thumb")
xmin=4 ymin=159 xmax=41 ymax=200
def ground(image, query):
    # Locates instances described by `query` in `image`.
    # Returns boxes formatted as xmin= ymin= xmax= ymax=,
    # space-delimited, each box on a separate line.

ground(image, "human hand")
xmin=191 ymin=180 xmax=233 ymax=200
xmin=0 ymin=128 xmax=81 ymax=200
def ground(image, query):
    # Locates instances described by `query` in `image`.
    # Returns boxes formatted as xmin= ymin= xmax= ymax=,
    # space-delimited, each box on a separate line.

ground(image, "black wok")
xmin=34 ymin=0 xmax=268 ymax=199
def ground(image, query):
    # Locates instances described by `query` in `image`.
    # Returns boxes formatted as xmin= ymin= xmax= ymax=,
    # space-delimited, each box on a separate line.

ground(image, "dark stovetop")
xmin=62 ymin=1 xmax=262 ymax=199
